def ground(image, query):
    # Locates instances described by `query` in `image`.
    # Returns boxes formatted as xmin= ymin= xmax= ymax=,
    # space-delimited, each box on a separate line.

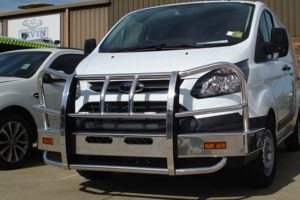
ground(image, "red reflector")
xmin=204 ymin=142 xmax=226 ymax=149
xmin=42 ymin=137 xmax=53 ymax=145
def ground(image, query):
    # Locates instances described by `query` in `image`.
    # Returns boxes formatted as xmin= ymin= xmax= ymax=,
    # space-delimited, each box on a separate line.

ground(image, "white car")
xmin=36 ymin=1 xmax=299 ymax=188
xmin=0 ymin=48 xmax=84 ymax=169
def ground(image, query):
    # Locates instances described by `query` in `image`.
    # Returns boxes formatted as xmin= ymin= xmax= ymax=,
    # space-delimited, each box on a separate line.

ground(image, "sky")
xmin=0 ymin=0 xmax=90 ymax=12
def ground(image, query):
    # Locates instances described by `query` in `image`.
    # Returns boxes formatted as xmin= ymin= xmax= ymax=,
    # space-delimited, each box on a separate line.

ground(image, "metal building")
xmin=0 ymin=0 xmax=299 ymax=64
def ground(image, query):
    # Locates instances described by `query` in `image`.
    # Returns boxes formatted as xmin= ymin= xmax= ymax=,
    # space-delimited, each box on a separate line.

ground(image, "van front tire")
xmin=242 ymin=128 xmax=277 ymax=188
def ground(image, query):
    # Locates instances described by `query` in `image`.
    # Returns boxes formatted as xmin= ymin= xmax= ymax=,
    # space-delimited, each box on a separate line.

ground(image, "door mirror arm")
xmin=264 ymin=43 xmax=281 ymax=61
xmin=43 ymin=71 xmax=65 ymax=84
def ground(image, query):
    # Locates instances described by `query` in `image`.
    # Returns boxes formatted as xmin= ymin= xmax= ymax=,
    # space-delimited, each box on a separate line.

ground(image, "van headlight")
xmin=190 ymin=68 xmax=241 ymax=99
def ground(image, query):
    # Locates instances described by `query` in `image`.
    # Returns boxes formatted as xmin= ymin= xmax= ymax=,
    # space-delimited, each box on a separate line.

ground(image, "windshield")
xmin=0 ymin=51 xmax=50 ymax=78
xmin=100 ymin=3 xmax=254 ymax=52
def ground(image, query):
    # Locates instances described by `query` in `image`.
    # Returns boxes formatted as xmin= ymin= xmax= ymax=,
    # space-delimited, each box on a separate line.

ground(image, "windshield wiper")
xmin=111 ymin=43 xmax=205 ymax=52
xmin=111 ymin=43 xmax=168 ymax=52
xmin=161 ymin=44 xmax=203 ymax=49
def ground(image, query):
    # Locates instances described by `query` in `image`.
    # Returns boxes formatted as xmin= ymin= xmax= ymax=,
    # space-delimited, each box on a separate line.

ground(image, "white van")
xmin=35 ymin=1 xmax=299 ymax=188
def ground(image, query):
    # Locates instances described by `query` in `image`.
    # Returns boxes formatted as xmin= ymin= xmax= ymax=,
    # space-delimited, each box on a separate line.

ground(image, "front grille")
xmin=81 ymin=101 xmax=167 ymax=113
xmin=77 ymin=102 xmax=168 ymax=132
xmin=76 ymin=101 xmax=195 ymax=133
xmin=89 ymin=80 xmax=169 ymax=93
xmin=76 ymin=102 xmax=190 ymax=133
xmin=77 ymin=119 xmax=166 ymax=133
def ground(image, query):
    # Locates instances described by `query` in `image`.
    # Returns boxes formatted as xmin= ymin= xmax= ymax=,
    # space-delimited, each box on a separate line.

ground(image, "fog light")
xmin=204 ymin=142 xmax=226 ymax=149
xmin=43 ymin=137 xmax=53 ymax=145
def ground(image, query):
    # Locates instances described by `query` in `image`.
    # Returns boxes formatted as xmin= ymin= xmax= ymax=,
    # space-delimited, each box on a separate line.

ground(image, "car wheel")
xmin=0 ymin=113 xmax=33 ymax=170
xmin=77 ymin=170 xmax=113 ymax=180
xmin=242 ymin=128 xmax=277 ymax=188
xmin=285 ymin=114 xmax=300 ymax=152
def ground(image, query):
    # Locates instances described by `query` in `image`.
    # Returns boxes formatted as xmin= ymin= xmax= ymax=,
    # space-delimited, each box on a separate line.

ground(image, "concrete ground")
xmin=1 ymin=149 xmax=300 ymax=200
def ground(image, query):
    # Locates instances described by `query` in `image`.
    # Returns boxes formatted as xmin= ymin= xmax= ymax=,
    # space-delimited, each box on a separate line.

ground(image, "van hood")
xmin=76 ymin=43 xmax=250 ymax=75
xmin=0 ymin=77 xmax=24 ymax=83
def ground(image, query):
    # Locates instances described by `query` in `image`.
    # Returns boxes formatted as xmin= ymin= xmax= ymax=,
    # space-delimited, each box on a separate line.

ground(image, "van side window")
xmin=49 ymin=54 xmax=84 ymax=74
xmin=264 ymin=11 xmax=274 ymax=37
xmin=255 ymin=11 xmax=274 ymax=63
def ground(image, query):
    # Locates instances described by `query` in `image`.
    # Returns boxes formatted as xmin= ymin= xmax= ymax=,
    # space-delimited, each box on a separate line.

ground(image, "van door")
xmin=252 ymin=10 xmax=289 ymax=124
xmin=266 ymin=12 xmax=295 ymax=129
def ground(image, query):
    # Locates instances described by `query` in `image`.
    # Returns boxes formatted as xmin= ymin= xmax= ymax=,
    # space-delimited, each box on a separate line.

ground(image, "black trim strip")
xmin=179 ymin=113 xmax=267 ymax=133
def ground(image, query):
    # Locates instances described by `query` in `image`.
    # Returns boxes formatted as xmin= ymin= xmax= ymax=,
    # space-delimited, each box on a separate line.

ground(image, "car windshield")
xmin=0 ymin=51 xmax=51 ymax=78
xmin=100 ymin=3 xmax=255 ymax=52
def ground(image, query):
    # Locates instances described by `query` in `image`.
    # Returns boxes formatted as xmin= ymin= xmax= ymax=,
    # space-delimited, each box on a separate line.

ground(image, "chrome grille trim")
xmin=129 ymin=75 xmax=139 ymax=114
xmin=100 ymin=76 xmax=110 ymax=114
xmin=68 ymin=112 xmax=167 ymax=119
xmin=166 ymin=71 xmax=179 ymax=175
xmin=76 ymin=72 xmax=172 ymax=80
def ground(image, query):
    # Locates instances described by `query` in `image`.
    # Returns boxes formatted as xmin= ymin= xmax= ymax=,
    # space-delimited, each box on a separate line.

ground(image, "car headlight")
xmin=190 ymin=68 xmax=241 ymax=99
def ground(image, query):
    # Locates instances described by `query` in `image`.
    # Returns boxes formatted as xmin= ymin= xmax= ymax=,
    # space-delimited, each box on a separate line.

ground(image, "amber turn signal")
xmin=42 ymin=137 xmax=53 ymax=145
xmin=204 ymin=142 xmax=226 ymax=149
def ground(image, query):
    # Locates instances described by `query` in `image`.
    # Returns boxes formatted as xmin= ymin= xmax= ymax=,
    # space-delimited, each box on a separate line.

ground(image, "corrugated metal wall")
xmin=108 ymin=0 xmax=300 ymax=37
xmin=108 ymin=0 xmax=197 ymax=28
xmin=69 ymin=6 xmax=109 ymax=49
xmin=260 ymin=0 xmax=300 ymax=37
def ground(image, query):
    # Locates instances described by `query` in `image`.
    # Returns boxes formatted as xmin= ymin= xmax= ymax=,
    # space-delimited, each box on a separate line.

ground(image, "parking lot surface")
xmin=1 ymin=149 xmax=300 ymax=200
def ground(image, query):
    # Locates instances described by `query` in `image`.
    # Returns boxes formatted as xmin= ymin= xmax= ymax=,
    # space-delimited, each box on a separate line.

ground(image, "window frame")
xmin=254 ymin=10 xmax=275 ymax=63
xmin=48 ymin=53 xmax=84 ymax=75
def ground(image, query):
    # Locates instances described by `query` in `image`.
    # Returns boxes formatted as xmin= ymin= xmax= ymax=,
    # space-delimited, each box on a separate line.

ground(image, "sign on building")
xmin=7 ymin=14 xmax=60 ymax=41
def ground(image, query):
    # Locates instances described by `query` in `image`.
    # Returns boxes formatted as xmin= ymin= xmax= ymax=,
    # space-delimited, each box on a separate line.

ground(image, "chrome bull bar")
xmin=34 ymin=62 xmax=251 ymax=175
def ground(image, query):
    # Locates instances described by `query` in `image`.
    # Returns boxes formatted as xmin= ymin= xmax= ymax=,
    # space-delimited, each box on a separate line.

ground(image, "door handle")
xmin=32 ymin=92 xmax=39 ymax=99
xmin=282 ymin=65 xmax=291 ymax=71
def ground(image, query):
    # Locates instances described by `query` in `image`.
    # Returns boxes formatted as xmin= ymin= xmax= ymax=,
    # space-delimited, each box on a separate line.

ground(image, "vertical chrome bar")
xmin=166 ymin=71 xmax=179 ymax=176
xmin=239 ymin=69 xmax=249 ymax=153
xmin=240 ymin=72 xmax=249 ymax=133
xmin=100 ymin=76 xmax=110 ymax=114
xmin=129 ymin=75 xmax=139 ymax=114
xmin=60 ymin=74 xmax=76 ymax=169
xmin=37 ymin=72 xmax=50 ymax=130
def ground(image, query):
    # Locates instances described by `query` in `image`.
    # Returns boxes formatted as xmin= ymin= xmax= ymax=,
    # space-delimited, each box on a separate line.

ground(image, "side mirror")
xmin=84 ymin=38 xmax=97 ymax=57
xmin=43 ymin=72 xmax=64 ymax=84
xmin=265 ymin=28 xmax=289 ymax=58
